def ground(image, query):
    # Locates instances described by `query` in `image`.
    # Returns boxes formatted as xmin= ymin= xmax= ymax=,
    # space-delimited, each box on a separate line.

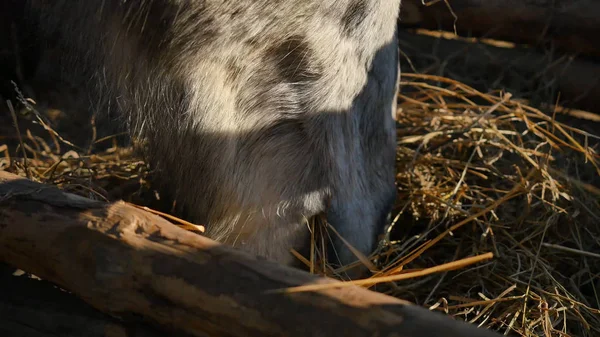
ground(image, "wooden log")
xmin=397 ymin=29 xmax=600 ymax=115
xmin=0 ymin=262 xmax=173 ymax=337
xmin=399 ymin=0 xmax=600 ymax=58
xmin=0 ymin=170 xmax=502 ymax=337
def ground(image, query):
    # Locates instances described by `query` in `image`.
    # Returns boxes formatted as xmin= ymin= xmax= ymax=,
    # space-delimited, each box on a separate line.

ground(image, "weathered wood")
xmin=397 ymin=29 xmax=600 ymax=114
xmin=400 ymin=0 xmax=600 ymax=57
xmin=0 ymin=170 xmax=501 ymax=337
xmin=0 ymin=262 xmax=168 ymax=337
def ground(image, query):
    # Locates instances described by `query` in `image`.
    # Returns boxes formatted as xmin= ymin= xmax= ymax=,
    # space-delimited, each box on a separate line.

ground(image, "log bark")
xmin=0 ymin=170 xmax=501 ymax=337
xmin=397 ymin=29 xmax=600 ymax=115
xmin=399 ymin=0 xmax=600 ymax=58
xmin=0 ymin=262 xmax=175 ymax=337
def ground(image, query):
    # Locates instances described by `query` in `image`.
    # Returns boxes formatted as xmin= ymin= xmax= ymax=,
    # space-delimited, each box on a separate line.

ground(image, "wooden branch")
xmin=397 ymin=29 xmax=600 ymax=114
xmin=399 ymin=0 xmax=600 ymax=57
xmin=0 ymin=170 xmax=501 ymax=337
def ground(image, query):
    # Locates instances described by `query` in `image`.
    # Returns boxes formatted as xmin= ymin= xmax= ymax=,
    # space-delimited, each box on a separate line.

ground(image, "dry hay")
xmin=385 ymin=74 xmax=600 ymax=337
xmin=1 ymin=73 xmax=599 ymax=337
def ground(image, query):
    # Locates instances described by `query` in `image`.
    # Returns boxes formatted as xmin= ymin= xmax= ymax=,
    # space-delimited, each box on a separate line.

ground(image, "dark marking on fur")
xmin=224 ymin=59 xmax=242 ymax=86
xmin=341 ymin=0 xmax=368 ymax=35
xmin=267 ymin=35 xmax=322 ymax=84
xmin=121 ymin=1 xmax=220 ymax=59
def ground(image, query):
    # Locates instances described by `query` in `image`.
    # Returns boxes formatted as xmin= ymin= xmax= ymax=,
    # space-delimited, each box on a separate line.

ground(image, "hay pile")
xmin=377 ymin=74 xmax=599 ymax=336
xmin=1 ymin=73 xmax=599 ymax=337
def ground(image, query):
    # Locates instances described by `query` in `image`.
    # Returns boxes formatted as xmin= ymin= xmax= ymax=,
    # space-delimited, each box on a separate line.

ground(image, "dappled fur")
xmin=26 ymin=0 xmax=402 ymax=270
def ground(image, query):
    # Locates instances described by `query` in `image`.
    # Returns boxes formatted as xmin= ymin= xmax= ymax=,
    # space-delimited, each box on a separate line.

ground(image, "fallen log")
xmin=397 ymin=29 xmax=600 ymax=114
xmin=0 ymin=170 xmax=501 ymax=337
xmin=0 ymin=265 xmax=167 ymax=337
xmin=399 ymin=0 xmax=600 ymax=58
